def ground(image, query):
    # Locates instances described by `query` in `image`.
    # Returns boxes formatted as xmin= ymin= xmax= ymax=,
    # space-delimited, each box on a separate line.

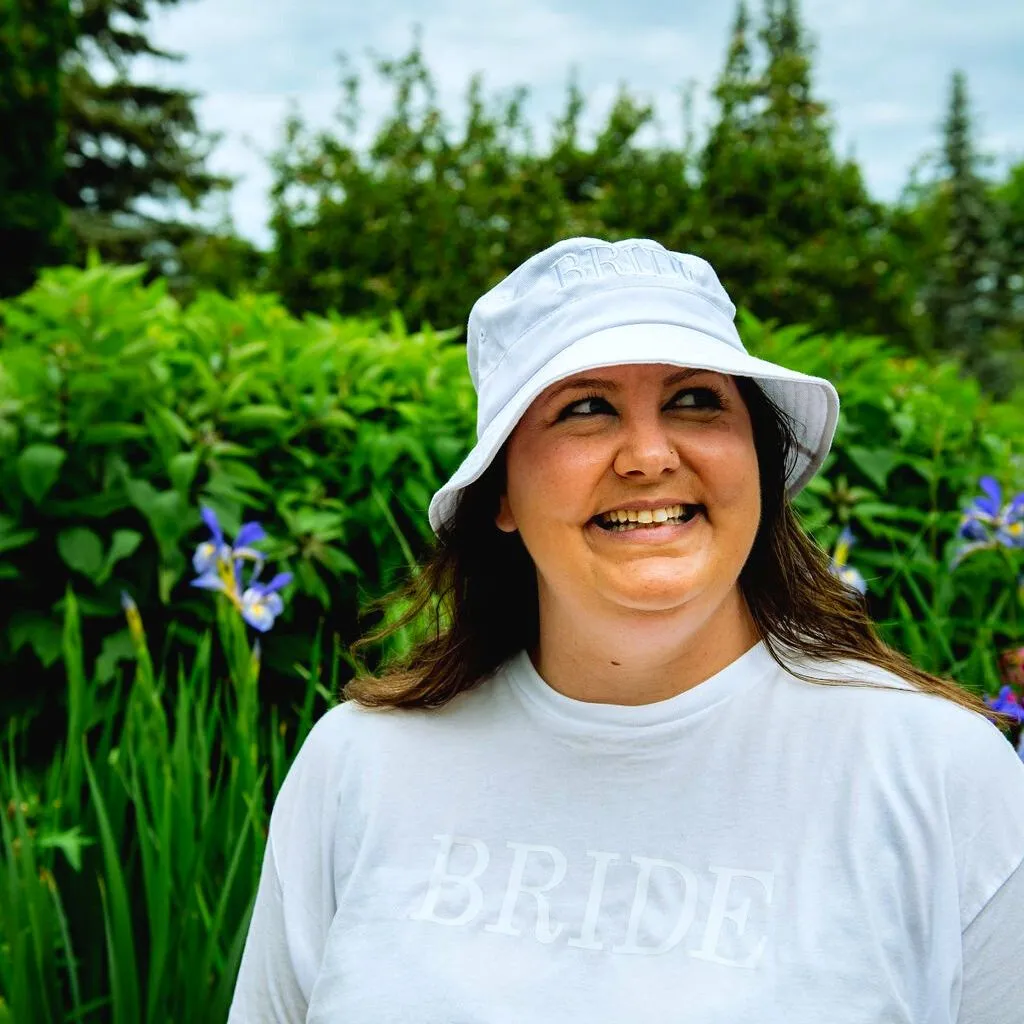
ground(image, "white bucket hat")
xmin=428 ymin=236 xmax=840 ymax=534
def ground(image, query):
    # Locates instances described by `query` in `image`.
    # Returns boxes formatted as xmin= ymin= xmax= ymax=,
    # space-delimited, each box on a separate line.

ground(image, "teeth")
xmin=597 ymin=504 xmax=701 ymax=529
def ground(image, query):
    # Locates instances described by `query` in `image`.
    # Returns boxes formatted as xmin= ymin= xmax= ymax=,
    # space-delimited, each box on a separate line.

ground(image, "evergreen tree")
xmin=59 ymin=0 xmax=235 ymax=278
xmin=925 ymin=71 xmax=1010 ymax=391
xmin=690 ymin=0 xmax=911 ymax=341
xmin=695 ymin=2 xmax=760 ymax=255
xmin=991 ymin=161 xmax=1024 ymax=367
xmin=710 ymin=1 xmax=755 ymax=126
xmin=0 ymin=0 xmax=73 ymax=297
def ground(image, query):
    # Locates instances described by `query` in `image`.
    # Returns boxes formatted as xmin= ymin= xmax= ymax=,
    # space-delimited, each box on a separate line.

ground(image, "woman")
xmin=229 ymin=238 xmax=1024 ymax=1023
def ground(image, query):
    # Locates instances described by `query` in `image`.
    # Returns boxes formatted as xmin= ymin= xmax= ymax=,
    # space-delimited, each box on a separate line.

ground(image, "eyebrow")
xmin=545 ymin=367 xmax=717 ymax=403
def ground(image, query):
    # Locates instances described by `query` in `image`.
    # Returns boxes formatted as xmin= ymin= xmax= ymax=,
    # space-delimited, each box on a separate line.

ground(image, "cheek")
xmin=507 ymin=435 xmax=605 ymax=513
xmin=695 ymin=433 xmax=760 ymax=507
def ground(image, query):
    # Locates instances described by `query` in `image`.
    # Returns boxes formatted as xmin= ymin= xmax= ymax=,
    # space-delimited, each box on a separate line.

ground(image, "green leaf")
xmin=224 ymin=404 xmax=291 ymax=428
xmin=290 ymin=509 xmax=344 ymax=536
xmin=213 ymin=459 xmax=272 ymax=495
xmin=317 ymin=409 xmax=358 ymax=430
xmin=169 ymin=451 xmax=200 ymax=496
xmin=846 ymin=447 xmax=900 ymax=492
xmin=125 ymin=478 xmax=187 ymax=558
xmin=95 ymin=629 xmax=136 ymax=684
xmin=81 ymin=423 xmax=150 ymax=445
xmin=9 ymin=613 xmax=63 ymax=667
xmin=310 ymin=544 xmax=360 ymax=576
xmin=16 ymin=443 xmax=66 ymax=504
xmin=0 ymin=514 xmax=37 ymax=556
xmin=96 ymin=530 xmax=144 ymax=586
xmin=58 ymin=527 xmax=105 ymax=580
xmin=158 ymin=564 xmax=183 ymax=605
xmin=36 ymin=825 xmax=95 ymax=872
xmin=84 ymin=757 xmax=141 ymax=1024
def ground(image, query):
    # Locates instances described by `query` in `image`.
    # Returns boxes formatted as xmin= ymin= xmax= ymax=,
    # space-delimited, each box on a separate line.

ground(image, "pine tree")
xmin=0 ymin=0 xmax=73 ymax=297
xmin=927 ymin=71 xmax=1006 ymax=389
xmin=58 ymin=0 xmax=234 ymax=277
xmin=991 ymin=161 xmax=1024 ymax=376
xmin=690 ymin=0 xmax=909 ymax=341
xmin=715 ymin=1 xmax=755 ymax=123
xmin=696 ymin=3 xmax=760 ymax=239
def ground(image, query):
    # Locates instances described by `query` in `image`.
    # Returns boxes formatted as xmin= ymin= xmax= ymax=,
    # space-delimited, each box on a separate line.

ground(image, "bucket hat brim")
xmin=427 ymin=322 xmax=839 ymax=533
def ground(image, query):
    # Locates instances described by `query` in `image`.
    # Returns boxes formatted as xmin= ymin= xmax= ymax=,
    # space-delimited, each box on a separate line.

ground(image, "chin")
xmin=600 ymin=577 xmax=703 ymax=614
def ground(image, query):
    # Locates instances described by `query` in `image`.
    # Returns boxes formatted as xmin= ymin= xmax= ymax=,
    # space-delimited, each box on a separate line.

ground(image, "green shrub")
xmin=0 ymin=260 xmax=475 ymax=728
xmin=1 ymin=262 xmax=1021 ymax=727
xmin=748 ymin=312 xmax=1024 ymax=688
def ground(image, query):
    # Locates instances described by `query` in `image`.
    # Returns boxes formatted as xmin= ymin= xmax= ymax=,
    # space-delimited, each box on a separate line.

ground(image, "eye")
xmin=557 ymin=394 xmax=613 ymax=420
xmin=670 ymin=386 xmax=726 ymax=410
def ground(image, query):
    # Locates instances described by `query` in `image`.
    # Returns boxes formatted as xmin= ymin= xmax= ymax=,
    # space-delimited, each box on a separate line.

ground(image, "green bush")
xmin=1 ymin=262 xmax=1021 ymax=726
xmin=0 ymin=260 xmax=475 ymax=728
xmin=745 ymin=312 xmax=1024 ymax=687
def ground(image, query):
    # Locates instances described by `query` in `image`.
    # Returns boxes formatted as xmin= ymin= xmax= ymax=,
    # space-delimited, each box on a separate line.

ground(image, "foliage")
xmin=0 ymin=589 xmax=334 ymax=1023
xmin=264 ymin=5 xmax=954 ymax=358
xmin=58 ymin=0 xmax=235 ymax=279
xmin=749 ymin=312 xmax=1024 ymax=687
xmin=3 ymin=0 xmax=1022 ymax=378
xmin=0 ymin=0 xmax=248 ymax=298
xmin=687 ymin=0 xmax=910 ymax=344
xmin=0 ymin=0 xmax=74 ymax=298
xmin=266 ymin=40 xmax=697 ymax=330
xmin=919 ymin=71 xmax=1020 ymax=397
xmin=2 ymin=261 xmax=1023 ymax=720
xmin=0 ymin=260 xmax=474 ymax=737
xmin=1 ymin=266 xmax=1023 ymax=1012
xmin=1 ymin=467 xmax=1023 ymax=1017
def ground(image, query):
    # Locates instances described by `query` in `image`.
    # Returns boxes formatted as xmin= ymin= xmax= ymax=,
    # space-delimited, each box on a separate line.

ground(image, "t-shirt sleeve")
xmin=227 ymin=705 xmax=351 ymax=1023
xmin=947 ymin=716 xmax=1024 ymax=933
xmin=942 ymin=710 xmax=1024 ymax=1023
xmin=227 ymin=834 xmax=307 ymax=1024
xmin=958 ymin=853 xmax=1024 ymax=1024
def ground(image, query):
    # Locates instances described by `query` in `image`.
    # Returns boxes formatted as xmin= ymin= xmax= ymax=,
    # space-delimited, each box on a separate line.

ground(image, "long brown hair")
xmin=347 ymin=376 xmax=1013 ymax=729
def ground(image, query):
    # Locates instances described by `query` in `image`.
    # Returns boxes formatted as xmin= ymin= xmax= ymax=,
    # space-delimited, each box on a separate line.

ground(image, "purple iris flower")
xmin=974 ymin=476 xmax=1003 ymax=518
xmin=985 ymin=685 xmax=1024 ymax=723
xmin=190 ymin=506 xmax=291 ymax=631
xmin=241 ymin=572 xmax=294 ymax=632
xmin=951 ymin=477 xmax=1024 ymax=567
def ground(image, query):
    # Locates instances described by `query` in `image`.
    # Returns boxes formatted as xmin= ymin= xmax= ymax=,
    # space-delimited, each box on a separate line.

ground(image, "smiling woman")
xmin=228 ymin=238 xmax=1024 ymax=1024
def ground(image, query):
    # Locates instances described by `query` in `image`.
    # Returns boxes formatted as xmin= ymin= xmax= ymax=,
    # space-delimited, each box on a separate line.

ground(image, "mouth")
xmin=590 ymin=503 xmax=705 ymax=532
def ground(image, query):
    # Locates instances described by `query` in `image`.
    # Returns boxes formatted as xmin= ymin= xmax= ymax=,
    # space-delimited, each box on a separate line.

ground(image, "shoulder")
xmin=773 ymin=648 xmax=1001 ymax=748
xmin=765 ymin=647 xmax=1024 ymax=815
xmin=288 ymin=671 xmax=511 ymax=771
xmin=773 ymin=650 xmax=1024 ymax=926
xmin=775 ymin=650 xmax=1024 ymax=878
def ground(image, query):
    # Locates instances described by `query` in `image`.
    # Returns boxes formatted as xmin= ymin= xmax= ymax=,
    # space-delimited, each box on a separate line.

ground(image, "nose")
xmin=612 ymin=414 xmax=681 ymax=479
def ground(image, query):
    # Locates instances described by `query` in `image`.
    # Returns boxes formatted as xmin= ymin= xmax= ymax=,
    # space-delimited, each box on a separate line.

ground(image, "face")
xmin=496 ymin=363 xmax=761 ymax=621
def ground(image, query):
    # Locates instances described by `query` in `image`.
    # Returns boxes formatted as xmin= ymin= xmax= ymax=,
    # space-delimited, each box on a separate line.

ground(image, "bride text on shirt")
xmin=408 ymin=834 xmax=774 ymax=969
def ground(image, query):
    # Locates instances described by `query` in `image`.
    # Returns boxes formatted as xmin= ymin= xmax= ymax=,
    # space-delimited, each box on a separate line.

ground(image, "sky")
xmin=138 ymin=0 xmax=1024 ymax=249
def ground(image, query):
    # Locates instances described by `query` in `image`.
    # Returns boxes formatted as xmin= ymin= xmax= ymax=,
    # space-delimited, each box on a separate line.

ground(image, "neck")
xmin=531 ymin=587 xmax=761 ymax=706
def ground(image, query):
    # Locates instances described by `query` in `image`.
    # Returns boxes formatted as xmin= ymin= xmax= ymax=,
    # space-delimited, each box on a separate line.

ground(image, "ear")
xmin=495 ymin=492 xmax=518 ymax=533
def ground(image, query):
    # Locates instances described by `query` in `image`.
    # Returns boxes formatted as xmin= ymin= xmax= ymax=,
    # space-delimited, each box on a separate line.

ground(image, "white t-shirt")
xmin=228 ymin=641 xmax=1024 ymax=1023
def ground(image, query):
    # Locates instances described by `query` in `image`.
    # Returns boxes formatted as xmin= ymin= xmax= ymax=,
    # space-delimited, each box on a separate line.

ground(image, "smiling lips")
xmin=593 ymin=504 xmax=705 ymax=532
